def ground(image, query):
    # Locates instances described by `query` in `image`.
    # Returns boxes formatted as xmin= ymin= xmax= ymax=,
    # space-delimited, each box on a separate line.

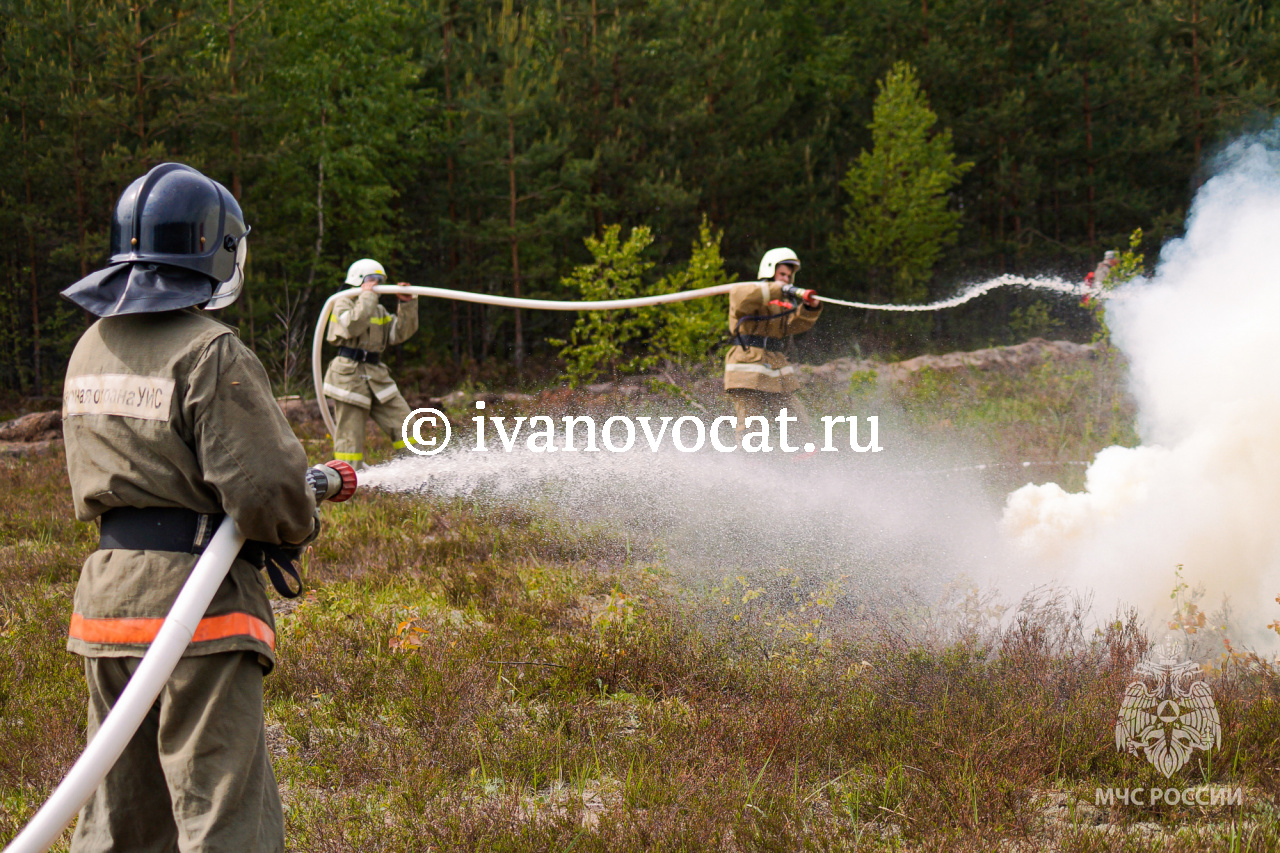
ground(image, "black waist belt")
xmin=99 ymin=507 xmax=303 ymax=598
xmin=100 ymin=507 xmax=222 ymax=553
xmin=337 ymin=346 xmax=380 ymax=364
xmin=731 ymin=334 xmax=785 ymax=352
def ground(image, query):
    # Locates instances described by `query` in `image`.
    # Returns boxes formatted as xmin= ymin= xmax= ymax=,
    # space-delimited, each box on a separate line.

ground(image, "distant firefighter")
xmin=1082 ymin=249 xmax=1118 ymax=307
xmin=724 ymin=248 xmax=822 ymax=447
xmin=323 ymin=259 xmax=421 ymax=467
xmin=1095 ymin=249 xmax=1119 ymax=287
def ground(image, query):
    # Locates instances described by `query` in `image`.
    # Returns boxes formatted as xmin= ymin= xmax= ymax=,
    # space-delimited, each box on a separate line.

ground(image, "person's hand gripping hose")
xmin=781 ymin=283 xmax=819 ymax=308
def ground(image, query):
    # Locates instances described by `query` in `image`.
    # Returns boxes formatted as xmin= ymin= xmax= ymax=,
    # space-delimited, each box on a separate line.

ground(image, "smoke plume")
xmin=1003 ymin=136 xmax=1280 ymax=649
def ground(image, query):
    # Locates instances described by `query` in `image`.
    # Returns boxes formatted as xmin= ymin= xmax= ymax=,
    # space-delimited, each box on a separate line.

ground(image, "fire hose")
xmin=2 ymin=461 xmax=358 ymax=853
xmin=311 ymin=282 xmax=739 ymax=437
xmin=310 ymin=275 xmax=1091 ymax=438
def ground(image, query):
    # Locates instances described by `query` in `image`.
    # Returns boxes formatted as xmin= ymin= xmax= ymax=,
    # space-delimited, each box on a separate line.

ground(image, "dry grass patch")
xmin=1 ymin=358 xmax=1278 ymax=852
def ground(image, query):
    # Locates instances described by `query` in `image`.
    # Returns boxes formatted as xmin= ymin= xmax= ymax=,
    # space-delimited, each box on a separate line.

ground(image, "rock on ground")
xmin=805 ymin=338 xmax=1096 ymax=387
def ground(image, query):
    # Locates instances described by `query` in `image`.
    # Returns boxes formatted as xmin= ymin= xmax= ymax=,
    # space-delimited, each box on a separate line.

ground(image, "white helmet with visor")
xmin=345 ymin=258 xmax=387 ymax=286
xmin=758 ymin=248 xmax=801 ymax=280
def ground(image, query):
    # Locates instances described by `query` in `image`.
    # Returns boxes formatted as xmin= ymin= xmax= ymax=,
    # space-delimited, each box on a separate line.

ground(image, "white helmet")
xmin=345 ymin=258 xmax=387 ymax=286
xmin=758 ymin=247 xmax=801 ymax=280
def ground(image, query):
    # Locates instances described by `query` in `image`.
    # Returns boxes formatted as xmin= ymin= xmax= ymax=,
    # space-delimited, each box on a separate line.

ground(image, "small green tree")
xmin=551 ymin=224 xmax=657 ymax=387
xmin=649 ymin=216 xmax=730 ymax=369
xmin=835 ymin=62 xmax=971 ymax=304
xmin=553 ymin=218 xmax=731 ymax=387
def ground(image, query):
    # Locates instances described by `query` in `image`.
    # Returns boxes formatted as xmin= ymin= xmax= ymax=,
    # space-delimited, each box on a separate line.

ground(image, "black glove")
xmin=240 ymin=540 xmax=306 ymax=598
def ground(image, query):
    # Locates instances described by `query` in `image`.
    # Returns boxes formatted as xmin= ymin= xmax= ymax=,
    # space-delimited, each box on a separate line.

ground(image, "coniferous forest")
xmin=2 ymin=0 xmax=1278 ymax=394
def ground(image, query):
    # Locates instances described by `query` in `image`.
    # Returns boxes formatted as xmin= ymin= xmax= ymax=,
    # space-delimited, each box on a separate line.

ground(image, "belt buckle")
xmin=192 ymin=513 xmax=215 ymax=554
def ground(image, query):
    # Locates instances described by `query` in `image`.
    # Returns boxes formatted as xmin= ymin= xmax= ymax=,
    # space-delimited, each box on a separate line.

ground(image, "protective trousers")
xmin=70 ymin=652 xmax=283 ymax=853
xmin=332 ymin=392 xmax=414 ymax=467
xmin=728 ymin=389 xmax=813 ymax=446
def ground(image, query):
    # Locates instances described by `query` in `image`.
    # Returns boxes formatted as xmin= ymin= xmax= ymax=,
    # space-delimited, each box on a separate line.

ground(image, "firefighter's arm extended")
xmin=389 ymin=286 xmax=419 ymax=345
xmin=187 ymin=333 xmax=317 ymax=546
xmin=325 ymin=290 xmax=379 ymax=343
xmin=728 ymin=281 xmax=771 ymax=319
xmin=782 ymin=283 xmax=822 ymax=335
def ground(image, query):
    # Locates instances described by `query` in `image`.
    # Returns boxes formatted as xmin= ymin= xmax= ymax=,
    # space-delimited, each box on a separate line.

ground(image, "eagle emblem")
xmin=1114 ymin=632 xmax=1221 ymax=778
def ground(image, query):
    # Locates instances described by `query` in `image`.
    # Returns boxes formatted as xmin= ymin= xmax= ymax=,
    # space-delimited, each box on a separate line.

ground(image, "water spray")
xmin=310 ymin=276 xmax=1087 ymax=436
xmin=3 ymin=461 xmax=358 ymax=853
xmin=814 ymin=274 xmax=1086 ymax=311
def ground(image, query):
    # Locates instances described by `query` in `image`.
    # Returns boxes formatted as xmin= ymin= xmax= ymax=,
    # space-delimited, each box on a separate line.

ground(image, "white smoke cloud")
xmin=1003 ymin=137 xmax=1280 ymax=647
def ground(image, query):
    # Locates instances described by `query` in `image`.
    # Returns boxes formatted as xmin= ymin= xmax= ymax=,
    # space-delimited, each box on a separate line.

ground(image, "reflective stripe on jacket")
xmin=323 ymin=290 xmax=419 ymax=410
xmin=723 ymin=280 xmax=821 ymax=394
xmin=70 ymin=612 xmax=276 ymax=649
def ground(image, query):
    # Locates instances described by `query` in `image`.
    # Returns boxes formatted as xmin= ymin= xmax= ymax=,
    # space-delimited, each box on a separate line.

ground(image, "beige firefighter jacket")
xmin=322 ymin=289 xmax=419 ymax=410
xmin=1093 ymin=260 xmax=1115 ymax=288
xmin=62 ymin=309 xmax=317 ymax=670
xmin=723 ymin=280 xmax=822 ymax=394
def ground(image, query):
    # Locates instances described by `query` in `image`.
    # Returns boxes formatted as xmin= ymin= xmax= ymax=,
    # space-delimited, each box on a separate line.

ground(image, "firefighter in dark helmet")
xmin=60 ymin=162 xmax=318 ymax=852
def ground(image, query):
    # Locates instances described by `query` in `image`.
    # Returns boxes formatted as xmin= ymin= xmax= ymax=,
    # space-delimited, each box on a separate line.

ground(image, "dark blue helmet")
xmin=109 ymin=163 xmax=247 ymax=283
xmin=64 ymin=163 xmax=250 ymax=316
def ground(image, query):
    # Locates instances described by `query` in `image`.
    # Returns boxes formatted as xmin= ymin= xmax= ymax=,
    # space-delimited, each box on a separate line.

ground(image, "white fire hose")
xmin=310 ymin=275 xmax=1089 ymax=437
xmin=310 ymin=282 xmax=743 ymax=437
xmin=3 ymin=462 xmax=357 ymax=853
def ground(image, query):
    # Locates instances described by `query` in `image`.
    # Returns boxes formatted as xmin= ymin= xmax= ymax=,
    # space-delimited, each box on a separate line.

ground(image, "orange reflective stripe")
xmin=69 ymin=612 xmax=275 ymax=650
xmin=192 ymin=613 xmax=275 ymax=647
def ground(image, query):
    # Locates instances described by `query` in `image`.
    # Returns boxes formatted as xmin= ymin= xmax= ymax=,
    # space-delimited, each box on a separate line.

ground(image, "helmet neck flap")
xmin=63 ymin=162 xmax=250 ymax=317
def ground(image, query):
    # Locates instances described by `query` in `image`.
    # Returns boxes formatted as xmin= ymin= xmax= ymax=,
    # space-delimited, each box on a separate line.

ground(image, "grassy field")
xmin=3 ymin=347 xmax=1279 ymax=851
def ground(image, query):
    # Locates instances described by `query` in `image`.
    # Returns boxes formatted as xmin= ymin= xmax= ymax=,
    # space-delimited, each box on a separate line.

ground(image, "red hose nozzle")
xmin=324 ymin=460 xmax=358 ymax=502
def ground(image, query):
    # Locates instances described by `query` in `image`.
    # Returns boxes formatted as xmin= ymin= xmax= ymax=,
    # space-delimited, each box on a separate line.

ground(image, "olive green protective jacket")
xmin=62 ymin=309 xmax=317 ymax=670
xmin=723 ymin=280 xmax=822 ymax=394
xmin=322 ymin=290 xmax=419 ymax=410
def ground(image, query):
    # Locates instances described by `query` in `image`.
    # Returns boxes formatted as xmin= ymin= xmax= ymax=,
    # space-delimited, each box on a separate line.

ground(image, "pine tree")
xmin=835 ymin=61 xmax=970 ymax=304
xmin=455 ymin=0 xmax=583 ymax=373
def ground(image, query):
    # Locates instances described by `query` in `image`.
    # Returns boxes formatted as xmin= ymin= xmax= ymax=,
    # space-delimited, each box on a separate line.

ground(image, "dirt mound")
xmin=805 ymin=338 xmax=1097 ymax=386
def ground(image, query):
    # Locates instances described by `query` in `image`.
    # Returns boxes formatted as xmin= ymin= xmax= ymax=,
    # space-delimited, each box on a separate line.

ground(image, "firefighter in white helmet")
xmin=1082 ymin=249 xmax=1119 ymax=308
xmin=724 ymin=248 xmax=822 ymax=445
xmin=322 ymin=259 xmax=421 ymax=467
xmin=1094 ymin=249 xmax=1118 ymax=287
